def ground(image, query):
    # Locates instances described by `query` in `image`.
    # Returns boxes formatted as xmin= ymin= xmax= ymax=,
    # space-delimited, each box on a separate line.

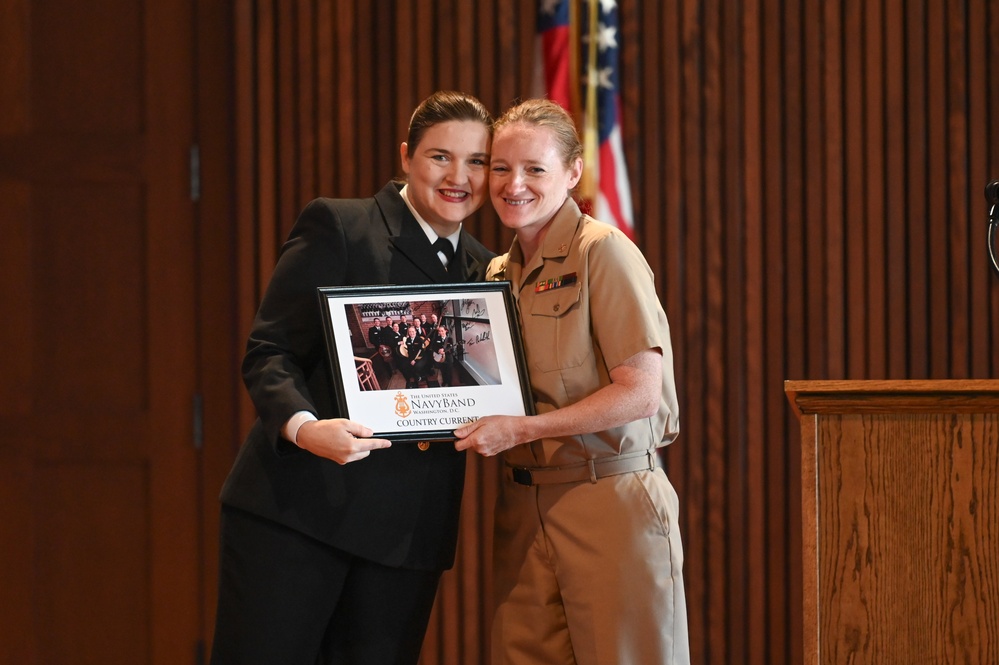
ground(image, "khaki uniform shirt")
xmin=486 ymin=198 xmax=680 ymax=469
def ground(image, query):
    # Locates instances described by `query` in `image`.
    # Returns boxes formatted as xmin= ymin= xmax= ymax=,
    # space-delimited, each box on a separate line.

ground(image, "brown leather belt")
xmin=507 ymin=450 xmax=658 ymax=486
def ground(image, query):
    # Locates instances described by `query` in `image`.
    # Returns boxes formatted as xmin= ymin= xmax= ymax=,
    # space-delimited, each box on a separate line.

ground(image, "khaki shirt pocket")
xmin=526 ymin=284 xmax=591 ymax=373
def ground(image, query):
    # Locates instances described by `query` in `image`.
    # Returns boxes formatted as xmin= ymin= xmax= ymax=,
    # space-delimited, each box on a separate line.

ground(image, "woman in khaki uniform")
xmin=455 ymin=99 xmax=690 ymax=665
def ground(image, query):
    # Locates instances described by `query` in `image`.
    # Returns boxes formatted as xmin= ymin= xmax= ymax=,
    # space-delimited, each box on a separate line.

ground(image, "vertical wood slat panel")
xmin=355 ymin=2 xmax=376 ymax=191
xmin=844 ymin=0 xmax=867 ymax=377
xmin=864 ymin=0 xmax=886 ymax=378
xmin=907 ymin=0 xmax=931 ymax=378
xmin=803 ymin=0 xmax=826 ymax=379
xmin=315 ymin=0 xmax=335 ymax=196
xmin=276 ymin=1 xmax=297 ymax=242
xmin=395 ymin=1 xmax=415 ymax=147
xmin=784 ymin=0 xmax=805 ymax=386
xmin=455 ymin=0 xmax=475 ymax=95
xmin=496 ymin=0 xmax=528 ymax=116
xmin=884 ymin=0 xmax=908 ymax=378
xmin=620 ymin=0 xmax=642 ymax=227
xmin=678 ymin=0 xmax=709 ymax=659
xmin=633 ymin=0 xmax=662 ymax=260
xmin=233 ymin=0 xmax=259 ymax=434
xmin=946 ymin=0 xmax=971 ymax=377
xmin=990 ymin=4 xmax=999 ymax=380
xmin=782 ymin=2 xmax=807 ymax=661
xmin=414 ymin=3 xmax=435 ymax=108
xmin=761 ymin=0 xmax=790 ymax=662
xmin=823 ymin=0 xmax=847 ymax=380
xmin=296 ymin=0 xmax=316 ymax=205
xmin=229 ymin=2 xmax=999 ymax=664
xmin=927 ymin=0 xmax=951 ymax=377
xmin=437 ymin=0 xmax=455 ymax=87
xmin=968 ymin=0 xmax=992 ymax=378
xmin=376 ymin=4 xmax=399 ymax=184
xmin=720 ymin=0 xmax=747 ymax=660
xmin=516 ymin=0 xmax=537 ymax=100
xmin=334 ymin=2 xmax=355 ymax=196
xmin=741 ymin=1 xmax=769 ymax=662
xmin=255 ymin=0 xmax=278 ymax=276
xmin=700 ymin=2 xmax=729 ymax=662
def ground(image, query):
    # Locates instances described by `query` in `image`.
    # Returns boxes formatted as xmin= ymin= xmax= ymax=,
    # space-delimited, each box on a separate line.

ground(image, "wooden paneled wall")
xmin=231 ymin=1 xmax=999 ymax=664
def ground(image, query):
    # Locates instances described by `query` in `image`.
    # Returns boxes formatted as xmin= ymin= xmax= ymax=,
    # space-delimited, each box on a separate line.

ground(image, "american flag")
xmin=536 ymin=0 xmax=635 ymax=239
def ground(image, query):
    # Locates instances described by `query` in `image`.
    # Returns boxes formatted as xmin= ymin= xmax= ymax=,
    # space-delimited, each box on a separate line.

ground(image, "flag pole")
xmin=579 ymin=0 xmax=599 ymax=203
xmin=567 ymin=0 xmax=582 ymax=127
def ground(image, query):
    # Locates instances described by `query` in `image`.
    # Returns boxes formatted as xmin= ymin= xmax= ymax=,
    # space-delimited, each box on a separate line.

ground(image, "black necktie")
xmin=433 ymin=237 xmax=455 ymax=265
xmin=433 ymin=237 xmax=460 ymax=279
xmin=434 ymin=238 xmax=461 ymax=282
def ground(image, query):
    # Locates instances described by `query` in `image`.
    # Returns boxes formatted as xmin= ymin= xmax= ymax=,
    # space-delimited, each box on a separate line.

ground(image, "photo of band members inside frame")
xmin=347 ymin=297 xmax=501 ymax=391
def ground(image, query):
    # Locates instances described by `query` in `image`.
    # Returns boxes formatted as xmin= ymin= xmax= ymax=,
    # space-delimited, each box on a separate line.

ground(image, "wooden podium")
xmin=785 ymin=380 xmax=999 ymax=664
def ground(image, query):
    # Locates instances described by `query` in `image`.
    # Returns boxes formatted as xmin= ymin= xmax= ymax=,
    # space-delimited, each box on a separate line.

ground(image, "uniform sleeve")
xmin=241 ymin=199 xmax=350 ymax=447
xmin=485 ymin=254 xmax=510 ymax=281
xmin=584 ymin=230 xmax=670 ymax=371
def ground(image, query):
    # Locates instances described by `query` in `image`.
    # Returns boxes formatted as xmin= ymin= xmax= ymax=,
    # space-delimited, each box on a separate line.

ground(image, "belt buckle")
xmin=511 ymin=467 xmax=533 ymax=486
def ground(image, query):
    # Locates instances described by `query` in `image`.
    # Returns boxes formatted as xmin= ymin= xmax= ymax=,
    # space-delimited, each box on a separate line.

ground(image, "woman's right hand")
xmin=453 ymin=415 xmax=530 ymax=457
xmin=295 ymin=419 xmax=391 ymax=465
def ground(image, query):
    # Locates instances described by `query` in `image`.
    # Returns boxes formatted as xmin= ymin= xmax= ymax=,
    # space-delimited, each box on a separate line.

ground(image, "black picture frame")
xmin=318 ymin=282 xmax=535 ymax=443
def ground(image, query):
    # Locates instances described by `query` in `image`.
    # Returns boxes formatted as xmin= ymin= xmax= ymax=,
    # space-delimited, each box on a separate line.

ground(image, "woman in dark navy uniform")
xmin=211 ymin=91 xmax=495 ymax=665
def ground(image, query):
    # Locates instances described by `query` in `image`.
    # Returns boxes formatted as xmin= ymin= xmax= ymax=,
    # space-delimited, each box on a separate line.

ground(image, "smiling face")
xmin=488 ymin=122 xmax=583 ymax=239
xmin=401 ymin=120 xmax=491 ymax=237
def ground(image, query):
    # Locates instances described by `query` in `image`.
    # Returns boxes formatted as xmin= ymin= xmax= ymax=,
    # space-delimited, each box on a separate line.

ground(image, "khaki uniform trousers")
xmin=491 ymin=467 xmax=690 ymax=665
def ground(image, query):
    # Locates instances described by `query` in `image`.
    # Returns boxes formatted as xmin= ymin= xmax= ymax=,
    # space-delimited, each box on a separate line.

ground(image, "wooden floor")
xmin=374 ymin=357 xmax=453 ymax=391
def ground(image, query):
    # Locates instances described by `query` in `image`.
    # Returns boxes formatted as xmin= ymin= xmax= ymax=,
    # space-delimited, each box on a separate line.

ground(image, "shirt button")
xmin=417 ymin=441 xmax=430 ymax=451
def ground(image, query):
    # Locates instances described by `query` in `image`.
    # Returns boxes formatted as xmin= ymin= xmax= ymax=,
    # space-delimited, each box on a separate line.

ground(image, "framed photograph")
xmin=317 ymin=282 xmax=535 ymax=443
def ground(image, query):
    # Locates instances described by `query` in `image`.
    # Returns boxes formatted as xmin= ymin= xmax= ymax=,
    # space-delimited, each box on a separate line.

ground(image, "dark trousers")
xmin=401 ymin=358 xmax=430 ymax=388
xmin=210 ymin=506 xmax=441 ymax=665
